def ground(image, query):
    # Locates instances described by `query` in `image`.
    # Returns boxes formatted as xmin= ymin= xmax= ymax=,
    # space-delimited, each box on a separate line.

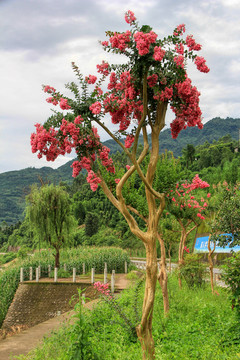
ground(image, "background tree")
xmin=30 ymin=11 xmax=209 ymax=359
xmin=26 ymin=184 xmax=74 ymax=268
xmin=166 ymin=174 xmax=210 ymax=287
xmin=85 ymin=212 xmax=99 ymax=238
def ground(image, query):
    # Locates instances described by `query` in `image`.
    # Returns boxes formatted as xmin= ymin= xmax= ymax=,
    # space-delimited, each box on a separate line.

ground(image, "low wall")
xmin=2 ymin=283 xmax=92 ymax=332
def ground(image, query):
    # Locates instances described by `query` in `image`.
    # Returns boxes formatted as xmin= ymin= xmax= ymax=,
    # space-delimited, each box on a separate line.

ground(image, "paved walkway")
xmin=0 ymin=274 xmax=130 ymax=360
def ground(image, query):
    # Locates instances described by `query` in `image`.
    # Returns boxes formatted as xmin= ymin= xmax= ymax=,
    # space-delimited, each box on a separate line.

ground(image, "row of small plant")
xmin=0 ymin=246 xmax=130 ymax=328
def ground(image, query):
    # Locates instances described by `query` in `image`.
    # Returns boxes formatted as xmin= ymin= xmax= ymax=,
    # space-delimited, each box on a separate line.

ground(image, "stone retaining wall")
xmin=2 ymin=283 xmax=91 ymax=332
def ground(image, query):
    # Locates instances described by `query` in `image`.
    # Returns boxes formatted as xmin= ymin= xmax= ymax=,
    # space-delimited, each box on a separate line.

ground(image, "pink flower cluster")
xmin=59 ymin=98 xmax=71 ymax=110
xmin=31 ymin=124 xmax=64 ymax=161
xmin=90 ymin=101 xmax=101 ymax=114
xmin=175 ymin=43 xmax=184 ymax=55
xmin=154 ymin=87 xmax=173 ymax=102
xmin=147 ymin=74 xmax=158 ymax=88
xmin=44 ymin=85 xmax=56 ymax=93
xmin=86 ymin=170 xmax=102 ymax=191
xmin=173 ymin=24 xmax=186 ymax=36
xmin=125 ymin=134 xmax=135 ymax=148
xmin=167 ymin=175 xmax=210 ymax=221
xmin=125 ymin=10 xmax=136 ymax=25
xmin=94 ymin=281 xmax=111 ymax=296
xmin=97 ymin=61 xmax=109 ymax=76
xmin=85 ymin=75 xmax=97 ymax=84
xmin=103 ymin=70 xmax=143 ymax=133
xmin=184 ymin=246 xmax=190 ymax=253
xmin=31 ymin=115 xmax=115 ymax=191
xmin=186 ymin=35 xmax=201 ymax=51
xmin=133 ymin=31 xmax=157 ymax=56
xmin=174 ymin=55 xmax=185 ymax=68
xmin=109 ymin=31 xmax=131 ymax=52
xmin=194 ymin=56 xmax=210 ymax=73
xmin=170 ymin=77 xmax=202 ymax=139
xmin=153 ymin=46 xmax=165 ymax=62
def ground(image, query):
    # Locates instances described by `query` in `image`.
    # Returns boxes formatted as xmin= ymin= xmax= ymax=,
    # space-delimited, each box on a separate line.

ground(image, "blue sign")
xmin=194 ymin=234 xmax=240 ymax=253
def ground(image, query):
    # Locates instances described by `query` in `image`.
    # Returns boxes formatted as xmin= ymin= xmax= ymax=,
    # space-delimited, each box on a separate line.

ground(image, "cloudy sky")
xmin=1 ymin=0 xmax=240 ymax=174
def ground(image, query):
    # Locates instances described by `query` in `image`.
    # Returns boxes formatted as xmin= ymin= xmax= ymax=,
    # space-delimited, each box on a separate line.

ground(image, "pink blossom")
xmin=153 ymin=46 xmax=165 ymax=62
xmin=134 ymin=31 xmax=157 ymax=56
xmin=97 ymin=60 xmax=109 ymax=76
xmin=85 ymin=75 xmax=97 ymax=84
xmin=174 ymin=55 xmax=185 ymax=68
xmin=126 ymin=165 xmax=130 ymax=170
xmin=207 ymin=193 xmax=211 ymax=198
xmin=115 ymin=178 xmax=120 ymax=184
xmin=186 ymin=35 xmax=201 ymax=51
xmin=147 ymin=74 xmax=158 ymax=88
xmin=59 ymin=98 xmax=71 ymax=110
xmin=110 ymin=31 xmax=131 ymax=52
xmin=90 ymin=101 xmax=102 ymax=114
xmin=184 ymin=246 xmax=190 ymax=253
xmin=125 ymin=10 xmax=136 ymax=25
xmin=175 ymin=43 xmax=184 ymax=55
xmin=173 ymin=24 xmax=185 ymax=36
xmin=125 ymin=134 xmax=134 ymax=148
xmin=44 ymin=85 xmax=56 ymax=93
xmin=194 ymin=56 xmax=210 ymax=73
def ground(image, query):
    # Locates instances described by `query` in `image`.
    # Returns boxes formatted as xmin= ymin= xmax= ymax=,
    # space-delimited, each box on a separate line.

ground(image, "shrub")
xmin=222 ymin=251 xmax=240 ymax=317
xmin=179 ymin=253 xmax=206 ymax=288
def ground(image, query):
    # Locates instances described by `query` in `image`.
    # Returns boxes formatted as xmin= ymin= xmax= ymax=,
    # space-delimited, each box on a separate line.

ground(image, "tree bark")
xmin=157 ymin=234 xmax=169 ymax=315
xmin=208 ymin=235 xmax=216 ymax=294
xmin=55 ymin=248 xmax=60 ymax=268
xmin=136 ymin=240 xmax=158 ymax=360
xmin=168 ymin=244 xmax=172 ymax=273
xmin=178 ymin=229 xmax=186 ymax=288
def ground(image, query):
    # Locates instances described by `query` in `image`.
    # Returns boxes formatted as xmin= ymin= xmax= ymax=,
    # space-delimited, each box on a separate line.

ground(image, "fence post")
xmin=48 ymin=265 xmax=51 ymax=278
xmin=111 ymin=270 xmax=115 ymax=294
xmin=54 ymin=268 xmax=58 ymax=282
xmin=104 ymin=266 xmax=107 ymax=284
xmin=36 ymin=267 xmax=39 ymax=282
xmin=73 ymin=268 xmax=76 ymax=283
xmin=91 ymin=268 xmax=95 ymax=284
xmin=124 ymin=261 xmax=128 ymax=274
xmin=38 ymin=265 xmax=41 ymax=279
xmin=83 ymin=263 xmax=85 ymax=275
xmin=29 ymin=267 xmax=33 ymax=281
xmin=20 ymin=268 xmax=24 ymax=283
xmin=64 ymin=263 xmax=67 ymax=272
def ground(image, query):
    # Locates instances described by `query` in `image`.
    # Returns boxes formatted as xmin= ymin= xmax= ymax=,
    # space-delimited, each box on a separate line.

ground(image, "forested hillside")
xmin=0 ymin=117 xmax=240 ymax=225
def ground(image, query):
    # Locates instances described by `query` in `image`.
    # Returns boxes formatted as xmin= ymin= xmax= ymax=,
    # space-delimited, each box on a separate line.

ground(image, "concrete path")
xmin=0 ymin=274 xmax=130 ymax=360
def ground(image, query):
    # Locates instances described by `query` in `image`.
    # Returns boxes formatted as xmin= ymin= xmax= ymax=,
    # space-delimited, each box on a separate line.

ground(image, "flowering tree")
xmin=166 ymin=175 xmax=210 ymax=287
xmin=30 ymin=11 xmax=209 ymax=359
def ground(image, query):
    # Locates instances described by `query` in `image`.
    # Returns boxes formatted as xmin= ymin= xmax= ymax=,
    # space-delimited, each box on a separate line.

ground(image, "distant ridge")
xmin=1 ymin=117 xmax=240 ymax=224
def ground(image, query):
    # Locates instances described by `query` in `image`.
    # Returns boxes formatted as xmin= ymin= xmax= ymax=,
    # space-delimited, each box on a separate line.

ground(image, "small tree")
xmin=26 ymin=184 xmax=74 ymax=268
xmin=30 ymin=11 xmax=209 ymax=359
xmin=166 ymin=174 xmax=210 ymax=287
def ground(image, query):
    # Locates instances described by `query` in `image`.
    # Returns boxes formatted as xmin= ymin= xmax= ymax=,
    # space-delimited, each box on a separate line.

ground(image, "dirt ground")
xmin=0 ymin=273 xmax=131 ymax=360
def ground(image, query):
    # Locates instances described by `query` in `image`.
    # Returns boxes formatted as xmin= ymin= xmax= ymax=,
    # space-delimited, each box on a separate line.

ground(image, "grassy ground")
xmin=14 ymin=273 xmax=240 ymax=360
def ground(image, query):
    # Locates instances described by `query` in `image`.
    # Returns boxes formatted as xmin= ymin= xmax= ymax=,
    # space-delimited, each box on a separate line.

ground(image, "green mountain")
xmin=1 ymin=117 xmax=240 ymax=224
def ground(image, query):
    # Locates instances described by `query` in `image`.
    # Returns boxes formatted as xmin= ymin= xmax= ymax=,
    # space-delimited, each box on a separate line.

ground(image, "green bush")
xmin=222 ymin=251 xmax=240 ymax=318
xmin=179 ymin=253 xmax=206 ymax=288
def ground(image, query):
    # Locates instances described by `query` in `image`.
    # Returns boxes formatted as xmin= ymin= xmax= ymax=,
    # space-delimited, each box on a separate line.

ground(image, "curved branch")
xmin=127 ymin=205 xmax=148 ymax=224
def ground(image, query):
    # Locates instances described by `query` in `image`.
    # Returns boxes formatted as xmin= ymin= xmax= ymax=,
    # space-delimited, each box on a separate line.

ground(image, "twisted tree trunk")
xmin=136 ymin=240 xmax=158 ymax=359
xmin=157 ymin=233 xmax=169 ymax=315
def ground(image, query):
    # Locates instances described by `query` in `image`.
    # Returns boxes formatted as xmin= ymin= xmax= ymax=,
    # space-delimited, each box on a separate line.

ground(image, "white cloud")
xmin=0 ymin=0 xmax=240 ymax=173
